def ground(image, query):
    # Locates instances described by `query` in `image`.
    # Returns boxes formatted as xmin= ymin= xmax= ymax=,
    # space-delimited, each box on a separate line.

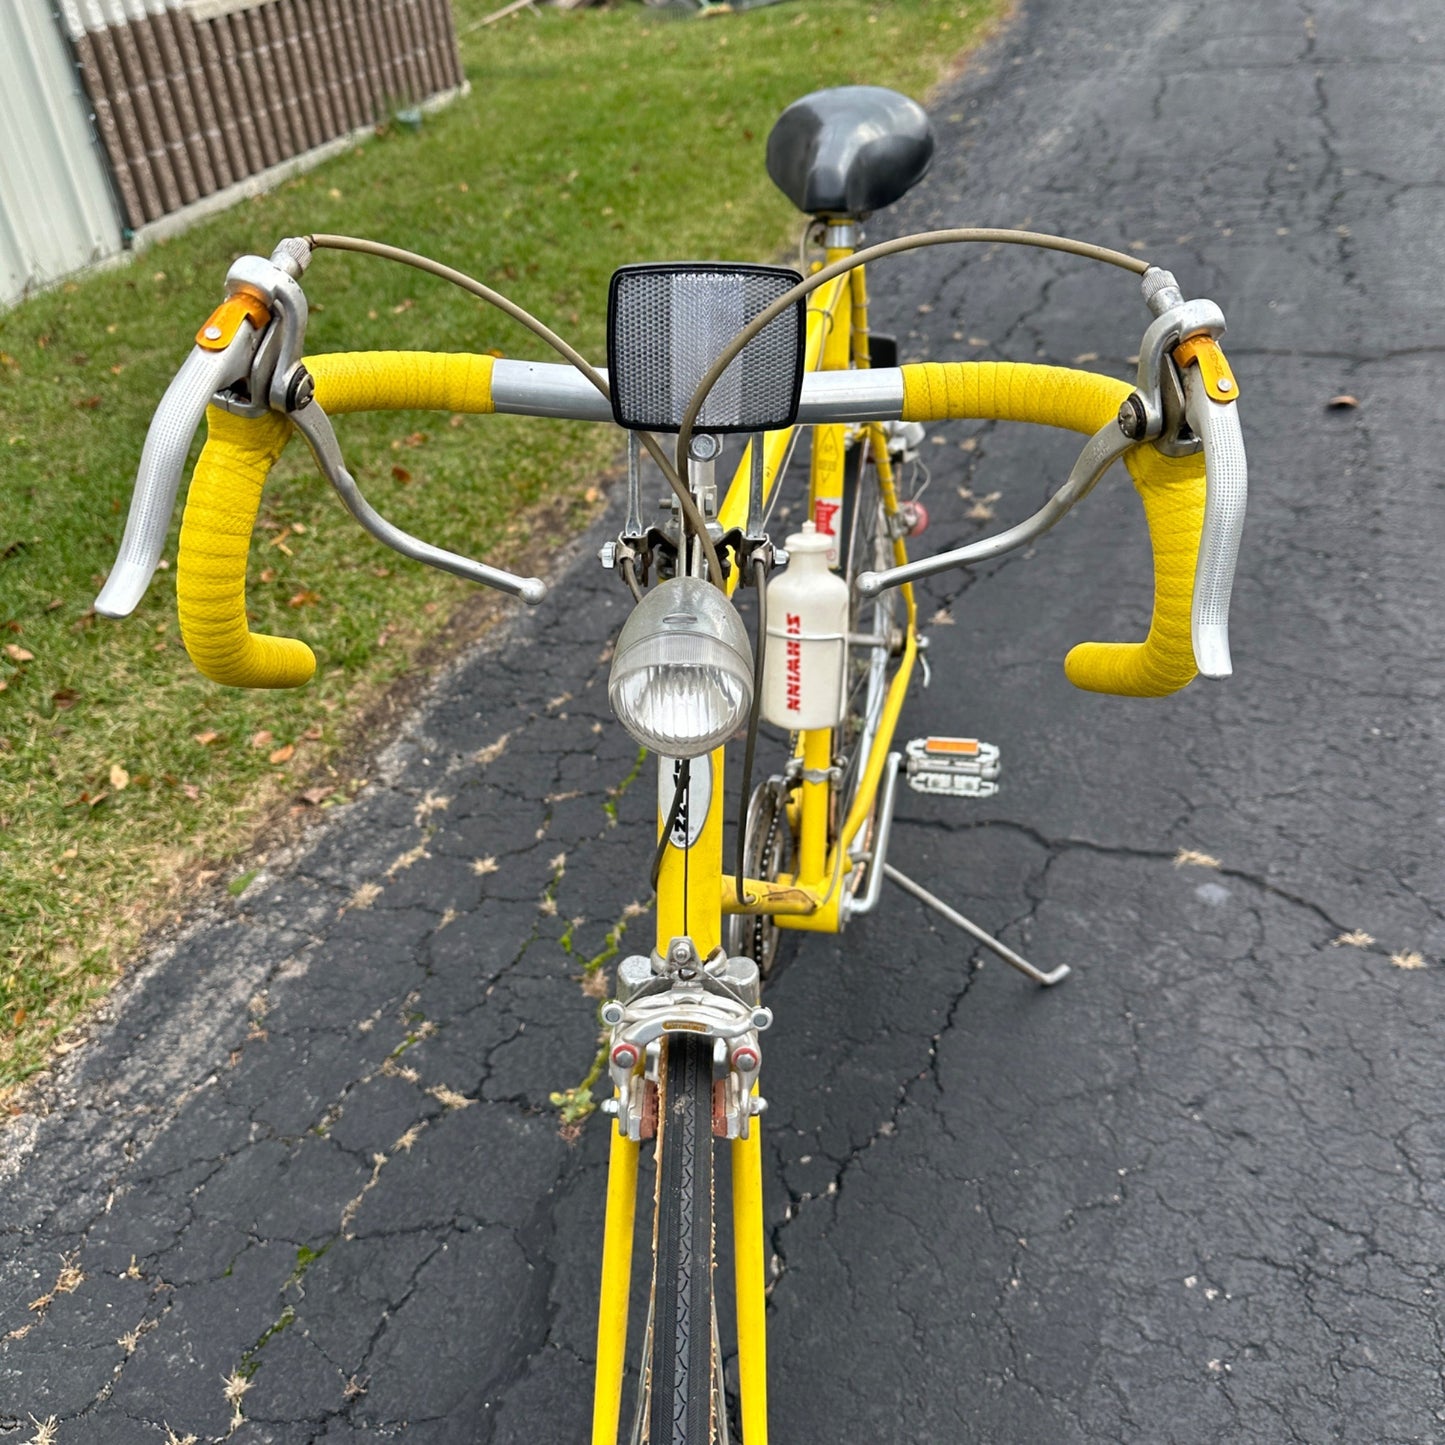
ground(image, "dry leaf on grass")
xmin=268 ymin=744 xmax=294 ymax=765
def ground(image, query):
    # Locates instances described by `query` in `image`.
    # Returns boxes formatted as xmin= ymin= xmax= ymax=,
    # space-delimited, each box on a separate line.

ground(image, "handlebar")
xmin=176 ymin=350 xmax=532 ymax=689
xmin=96 ymin=241 xmax=1244 ymax=702
xmin=871 ymin=359 xmax=1213 ymax=697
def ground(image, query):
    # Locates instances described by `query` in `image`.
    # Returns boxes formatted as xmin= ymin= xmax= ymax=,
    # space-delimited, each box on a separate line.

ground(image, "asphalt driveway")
xmin=4 ymin=1 xmax=1445 ymax=1441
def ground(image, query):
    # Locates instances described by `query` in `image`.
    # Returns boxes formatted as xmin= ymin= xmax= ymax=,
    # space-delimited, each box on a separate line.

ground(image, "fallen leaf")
xmin=400 ymin=431 xmax=427 ymax=448
xmin=288 ymin=589 xmax=320 ymax=608
xmin=269 ymin=743 xmax=295 ymax=764
xmin=109 ymin=763 xmax=129 ymax=790
xmin=45 ymin=597 xmax=62 ymax=611
xmin=301 ymin=723 xmax=323 ymax=741
xmin=1331 ymin=929 xmax=1374 ymax=947
xmin=290 ymin=522 xmax=306 ymax=535
xmin=1391 ymin=949 xmax=1426 ymax=970
xmin=193 ymin=729 xmax=221 ymax=745
xmin=449 ymin=414 xmax=465 ymax=428
xmin=583 ymin=486 xmax=601 ymax=504
xmin=182 ymin=783 xmax=201 ymax=801
xmin=300 ymin=785 xmax=334 ymax=805
xmin=1174 ymin=848 xmax=1221 ymax=869
xmin=51 ymin=688 xmax=78 ymax=710
xmin=391 ymin=465 xmax=412 ymax=484
xmin=73 ymin=395 xmax=102 ymax=410
xmin=1326 ymin=394 xmax=1358 ymax=410
xmin=348 ymin=881 xmax=382 ymax=910
xmin=259 ymin=567 xmax=276 ymax=583
xmin=391 ymin=298 xmax=415 ymax=314
xmin=4 ymin=644 xmax=34 ymax=662
xmin=250 ymin=730 xmax=274 ymax=748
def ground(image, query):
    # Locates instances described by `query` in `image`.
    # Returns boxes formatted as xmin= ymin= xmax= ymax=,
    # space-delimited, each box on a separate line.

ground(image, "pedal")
xmin=904 ymin=736 xmax=1000 ymax=798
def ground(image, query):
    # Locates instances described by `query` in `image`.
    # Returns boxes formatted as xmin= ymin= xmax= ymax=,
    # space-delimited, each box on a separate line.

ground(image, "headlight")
xmin=608 ymin=577 xmax=754 ymax=758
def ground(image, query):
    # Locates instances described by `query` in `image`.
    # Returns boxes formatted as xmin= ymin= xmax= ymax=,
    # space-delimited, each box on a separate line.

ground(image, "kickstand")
xmin=883 ymin=863 xmax=1071 ymax=987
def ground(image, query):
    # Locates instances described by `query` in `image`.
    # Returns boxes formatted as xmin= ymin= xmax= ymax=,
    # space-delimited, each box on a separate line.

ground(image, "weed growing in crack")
xmin=603 ymin=745 xmax=648 ymax=825
xmin=222 ymin=1369 xmax=251 ymax=1432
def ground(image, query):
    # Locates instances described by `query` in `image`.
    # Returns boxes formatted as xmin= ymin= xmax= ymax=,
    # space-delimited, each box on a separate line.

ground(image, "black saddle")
xmin=766 ymin=86 xmax=935 ymax=220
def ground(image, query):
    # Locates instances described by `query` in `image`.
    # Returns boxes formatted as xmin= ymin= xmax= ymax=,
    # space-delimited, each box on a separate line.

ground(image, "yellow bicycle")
xmin=97 ymin=86 xmax=1246 ymax=1445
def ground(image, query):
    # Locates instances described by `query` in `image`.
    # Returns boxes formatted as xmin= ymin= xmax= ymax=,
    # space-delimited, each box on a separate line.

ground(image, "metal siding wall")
xmin=0 ymin=0 xmax=124 ymax=307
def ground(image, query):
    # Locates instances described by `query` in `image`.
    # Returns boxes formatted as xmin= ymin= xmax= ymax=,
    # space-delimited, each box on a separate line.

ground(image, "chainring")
xmin=726 ymin=778 xmax=794 ymax=976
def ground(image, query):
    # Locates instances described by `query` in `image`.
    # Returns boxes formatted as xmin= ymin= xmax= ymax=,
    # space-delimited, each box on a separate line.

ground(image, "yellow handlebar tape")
xmin=178 ymin=406 xmax=314 ymax=688
xmin=307 ymin=350 xmax=496 ymax=415
xmin=899 ymin=361 xmax=1205 ymax=698
xmin=176 ymin=352 xmax=497 ymax=690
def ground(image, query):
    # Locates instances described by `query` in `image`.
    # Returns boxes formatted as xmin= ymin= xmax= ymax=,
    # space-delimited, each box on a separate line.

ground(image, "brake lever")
xmin=287 ymin=396 xmax=546 ymax=604
xmin=95 ymin=321 xmax=260 ymax=618
xmin=95 ymin=240 xmax=313 ymax=619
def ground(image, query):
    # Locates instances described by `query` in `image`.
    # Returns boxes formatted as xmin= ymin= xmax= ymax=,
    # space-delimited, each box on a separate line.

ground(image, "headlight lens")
xmin=608 ymin=577 xmax=754 ymax=758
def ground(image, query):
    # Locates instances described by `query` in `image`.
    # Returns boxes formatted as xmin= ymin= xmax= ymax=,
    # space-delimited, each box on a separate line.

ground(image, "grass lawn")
xmin=0 ymin=0 xmax=1003 ymax=1092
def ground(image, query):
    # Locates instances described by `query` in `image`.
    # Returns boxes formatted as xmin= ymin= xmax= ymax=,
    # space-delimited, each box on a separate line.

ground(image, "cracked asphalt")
xmin=6 ymin=0 xmax=1445 ymax=1440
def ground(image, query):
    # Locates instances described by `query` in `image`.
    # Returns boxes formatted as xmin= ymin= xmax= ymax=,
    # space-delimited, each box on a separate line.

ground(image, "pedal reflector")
xmin=905 ymin=737 xmax=1000 ymax=797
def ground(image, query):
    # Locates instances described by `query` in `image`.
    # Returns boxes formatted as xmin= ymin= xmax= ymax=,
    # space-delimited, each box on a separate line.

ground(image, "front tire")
xmin=644 ymin=1034 xmax=717 ymax=1445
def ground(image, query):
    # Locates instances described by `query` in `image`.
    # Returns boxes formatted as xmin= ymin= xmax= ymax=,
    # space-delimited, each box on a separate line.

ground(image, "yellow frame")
xmin=592 ymin=248 xmax=919 ymax=1445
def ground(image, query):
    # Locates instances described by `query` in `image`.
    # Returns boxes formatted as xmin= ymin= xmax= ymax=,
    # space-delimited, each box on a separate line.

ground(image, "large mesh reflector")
xmin=607 ymin=263 xmax=805 ymax=434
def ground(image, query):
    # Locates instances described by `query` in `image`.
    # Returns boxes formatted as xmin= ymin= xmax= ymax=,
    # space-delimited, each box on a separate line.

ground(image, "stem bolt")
xmin=1117 ymin=393 xmax=1147 ymax=440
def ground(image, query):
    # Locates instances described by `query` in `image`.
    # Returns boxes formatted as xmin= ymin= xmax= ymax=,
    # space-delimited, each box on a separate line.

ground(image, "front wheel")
xmin=642 ymin=1033 xmax=718 ymax=1445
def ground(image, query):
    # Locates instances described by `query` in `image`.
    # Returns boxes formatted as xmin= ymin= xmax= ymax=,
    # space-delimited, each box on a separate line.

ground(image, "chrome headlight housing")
xmin=608 ymin=577 xmax=754 ymax=759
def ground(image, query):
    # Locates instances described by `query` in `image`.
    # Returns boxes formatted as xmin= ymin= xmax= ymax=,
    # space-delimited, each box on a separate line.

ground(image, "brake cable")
xmin=676 ymin=226 xmax=1151 ymax=480
xmin=308 ymin=233 xmax=725 ymax=589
